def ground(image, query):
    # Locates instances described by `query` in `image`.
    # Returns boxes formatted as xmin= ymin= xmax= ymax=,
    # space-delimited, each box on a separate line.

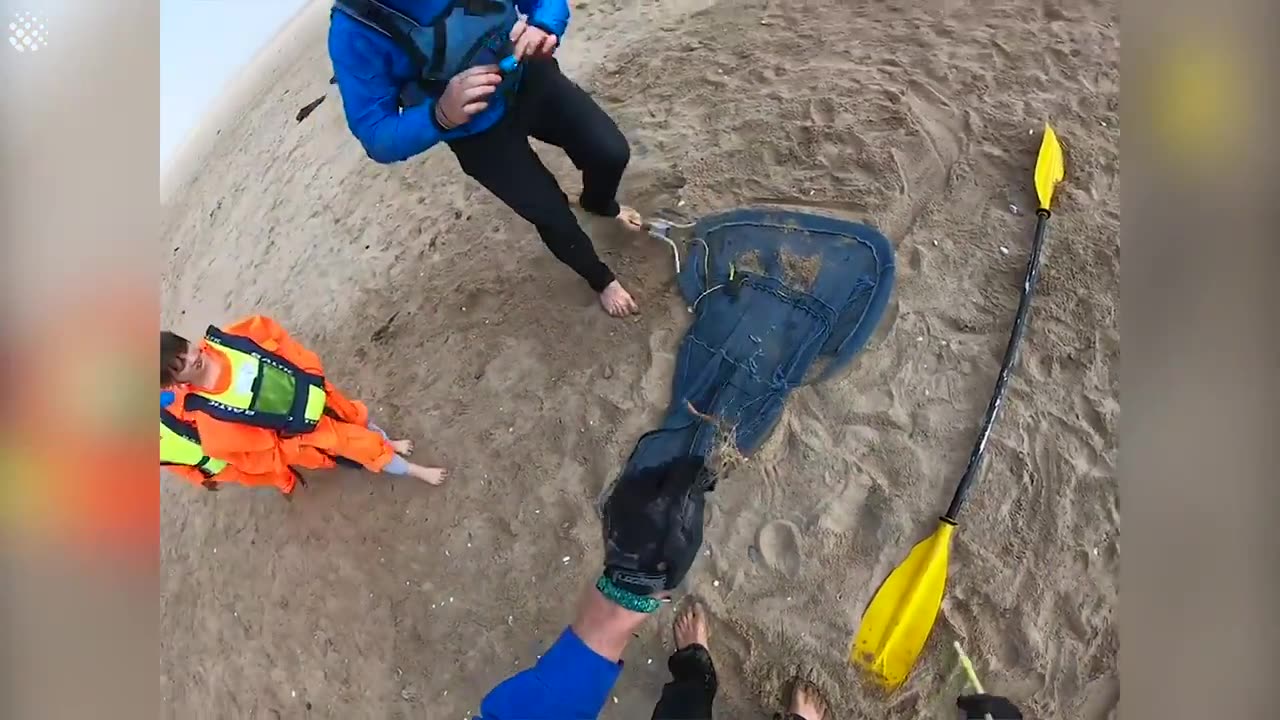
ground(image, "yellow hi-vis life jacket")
xmin=160 ymin=407 xmax=228 ymax=477
xmin=182 ymin=326 xmax=328 ymax=435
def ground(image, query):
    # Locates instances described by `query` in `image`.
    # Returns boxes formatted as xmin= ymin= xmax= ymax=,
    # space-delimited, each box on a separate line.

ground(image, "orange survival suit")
xmin=176 ymin=315 xmax=395 ymax=493
xmin=161 ymin=385 xmax=300 ymax=492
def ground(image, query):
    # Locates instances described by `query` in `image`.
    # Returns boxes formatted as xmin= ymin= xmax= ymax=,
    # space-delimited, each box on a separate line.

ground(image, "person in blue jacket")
xmin=477 ymin=578 xmax=651 ymax=719
xmin=477 ymin=587 xmax=1025 ymax=720
xmin=329 ymin=0 xmax=645 ymax=318
xmin=475 ymin=456 xmax=710 ymax=718
xmin=472 ymin=455 xmax=1026 ymax=719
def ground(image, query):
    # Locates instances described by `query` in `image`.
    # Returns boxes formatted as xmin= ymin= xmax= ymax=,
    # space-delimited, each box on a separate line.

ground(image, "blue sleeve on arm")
xmin=476 ymin=627 xmax=622 ymax=720
xmin=519 ymin=0 xmax=571 ymax=38
xmin=328 ymin=17 xmax=444 ymax=164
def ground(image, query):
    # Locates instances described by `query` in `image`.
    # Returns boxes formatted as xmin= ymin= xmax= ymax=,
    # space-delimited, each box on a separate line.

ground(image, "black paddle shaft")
xmin=943 ymin=210 xmax=1052 ymax=523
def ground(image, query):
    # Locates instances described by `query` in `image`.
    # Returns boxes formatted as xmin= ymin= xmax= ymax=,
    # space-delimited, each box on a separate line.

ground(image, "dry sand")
xmin=160 ymin=0 xmax=1119 ymax=717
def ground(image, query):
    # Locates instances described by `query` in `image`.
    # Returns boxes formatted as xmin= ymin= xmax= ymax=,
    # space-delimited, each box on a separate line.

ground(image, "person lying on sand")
xmin=159 ymin=315 xmax=446 ymax=494
xmin=329 ymin=0 xmax=645 ymax=317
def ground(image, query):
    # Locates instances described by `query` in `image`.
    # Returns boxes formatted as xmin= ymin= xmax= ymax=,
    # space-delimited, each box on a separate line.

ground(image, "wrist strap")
xmin=596 ymin=575 xmax=661 ymax=614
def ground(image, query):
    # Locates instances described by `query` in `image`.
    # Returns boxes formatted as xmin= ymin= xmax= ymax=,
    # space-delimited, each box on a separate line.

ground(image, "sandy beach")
xmin=160 ymin=0 xmax=1119 ymax=717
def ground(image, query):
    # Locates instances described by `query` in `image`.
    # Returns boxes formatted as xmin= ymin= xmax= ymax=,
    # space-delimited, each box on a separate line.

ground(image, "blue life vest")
xmin=333 ymin=0 xmax=521 ymax=109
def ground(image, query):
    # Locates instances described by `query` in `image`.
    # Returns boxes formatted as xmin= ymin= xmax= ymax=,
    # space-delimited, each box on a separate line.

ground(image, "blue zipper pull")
xmin=499 ymin=54 xmax=519 ymax=73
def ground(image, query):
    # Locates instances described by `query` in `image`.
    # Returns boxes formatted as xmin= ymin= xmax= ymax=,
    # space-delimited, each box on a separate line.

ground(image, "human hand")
xmin=957 ymin=694 xmax=1023 ymax=720
xmin=601 ymin=457 xmax=713 ymax=596
xmin=509 ymin=18 xmax=558 ymax=61
xmin=435 ymin=65 xmax=503 ymax=129
xmin=201 ymin=479 xmax=219 ymax=492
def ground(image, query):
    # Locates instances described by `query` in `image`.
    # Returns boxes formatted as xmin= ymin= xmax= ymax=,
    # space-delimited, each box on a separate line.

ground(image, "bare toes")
xmin=788 ymin=678 xmax=828 ymax=720
xmin=673 ymin=602 xmax=709 ymax=649
xmin=618 ymin=206 xmax=644 ymax=231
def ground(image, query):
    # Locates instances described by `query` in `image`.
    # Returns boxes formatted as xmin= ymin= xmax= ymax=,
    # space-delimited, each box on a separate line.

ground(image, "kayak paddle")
xmin=849 ymin=124 xmax=1066 ymax=690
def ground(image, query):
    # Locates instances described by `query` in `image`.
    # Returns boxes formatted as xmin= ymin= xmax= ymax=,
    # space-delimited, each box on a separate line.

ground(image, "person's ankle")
xmin=571 ymin=587 xmax=650 ymax=662
xmin=579 ymin=195 xmax=621 ymax=218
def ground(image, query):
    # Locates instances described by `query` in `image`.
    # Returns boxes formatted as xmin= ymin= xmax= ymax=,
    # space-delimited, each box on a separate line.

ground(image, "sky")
xmin=160 ymin=0 xmax=311 ymax=168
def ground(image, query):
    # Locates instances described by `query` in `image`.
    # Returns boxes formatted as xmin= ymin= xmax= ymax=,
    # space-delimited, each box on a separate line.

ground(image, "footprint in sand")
xmin=755 ymin=520 xmax=803 ymax=578
xmin=808 ymin=97 xmax=837 ymax=125
xmin=638 ymin=315 xmax=683 ymax=410
xmin=904 ymin=79 xmax=964 ymax=169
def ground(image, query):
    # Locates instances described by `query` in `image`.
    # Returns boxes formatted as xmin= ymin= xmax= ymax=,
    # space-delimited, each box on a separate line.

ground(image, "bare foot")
xmin=390 ymin=439 xmax=414 ymax=455
xmin=616 ymin=205 xmax=644 ymax=231
xmin=571 ymin=190 xmax=643 ymax=231
xmin=408 ymin=462 xmax=447 ymax=486
xmin=787 ymin=678 xmax=829 ymax=720
xmin=673 ymin=602 xmax=710 ymax=650
xmin=599 ymin=280 xmax=639 ymax=318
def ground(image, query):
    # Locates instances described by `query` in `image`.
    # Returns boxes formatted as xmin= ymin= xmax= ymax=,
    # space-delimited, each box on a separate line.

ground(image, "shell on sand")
xmin=161 ymin=0 xmax=1118 ymax=718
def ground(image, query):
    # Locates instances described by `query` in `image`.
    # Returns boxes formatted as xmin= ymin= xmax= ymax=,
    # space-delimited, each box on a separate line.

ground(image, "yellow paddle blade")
xmin=850 ymin=520 xmax=956 ymax=690
xmin=1034 ymin=124 xmax=1065 ymax=211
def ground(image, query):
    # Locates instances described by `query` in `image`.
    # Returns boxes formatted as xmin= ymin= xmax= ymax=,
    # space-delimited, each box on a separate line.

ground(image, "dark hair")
xmin=160 ymin=331 xmax=190 ymax=386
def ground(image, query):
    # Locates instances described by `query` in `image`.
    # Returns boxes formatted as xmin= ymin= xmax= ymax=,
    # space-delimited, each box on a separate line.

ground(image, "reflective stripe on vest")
xmin=160 ymin=407 xmax=228 ymax=477
xmin=183 ymin=325 xmax=327 ymax=435
xmin=333 ymin=0 xmax=520 ymax=109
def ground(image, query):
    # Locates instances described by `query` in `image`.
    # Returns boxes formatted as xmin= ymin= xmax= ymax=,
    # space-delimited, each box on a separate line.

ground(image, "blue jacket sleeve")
xmin=518 ymin=0 xmax=571 ymax=38
xmin=476 ymin=627 xmax=622 ymax=720
xmin=327 ymin=16 xmax=444 ymax=164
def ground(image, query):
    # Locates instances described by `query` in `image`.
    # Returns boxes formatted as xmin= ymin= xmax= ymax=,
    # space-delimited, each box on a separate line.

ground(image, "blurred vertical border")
xmin=1126 ymin=0 xmax=1278 ymax=718
xmin=2 ymin=1 xmax=159 ymax=718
